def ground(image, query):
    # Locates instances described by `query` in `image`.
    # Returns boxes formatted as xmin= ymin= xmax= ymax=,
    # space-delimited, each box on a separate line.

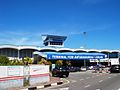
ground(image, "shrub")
xmin=0 ymin=55 xmax=9 ymax=65
xmin=47 ymin=61 xmax=52 ymax=66
xmin=38 ymin=58 xmax=48 ymax=65
xmin=66 ymin=61 xmax=71 ymax=66
xmin=9 ymin=59 xmax=24 ymax=65
xmin=55 ymin=60 xmax=63 ymax=66
xmin=23 ymin=57 xmax=33 ymax=64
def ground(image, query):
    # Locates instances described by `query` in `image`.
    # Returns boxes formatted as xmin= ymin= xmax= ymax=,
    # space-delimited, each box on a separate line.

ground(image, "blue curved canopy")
xmin=34 ymin=52 xmax=107 ymax=60
xmin=47 ymin=53 xmax=107 ymax=60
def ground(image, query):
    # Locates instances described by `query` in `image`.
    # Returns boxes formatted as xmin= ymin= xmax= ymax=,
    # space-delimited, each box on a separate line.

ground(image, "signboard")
xmin=0 ymin=66 xmax=24 ymax=78
xmin=0 ymin=65 xmax=50 ymax=89
xmin=90 ymin=59 xmax=109 ymax=62
xmin=8 ymin=66 xmax=21 ymax=76
xmin=30 ymin=65 xmax=49 ymax=76
xmin=0 ymin=66 xmax=7 ymax=78
xmin=110 ymin=58 xmax=119 ymax=65
xmin=47 ymin=53 xmax=107 ymax=60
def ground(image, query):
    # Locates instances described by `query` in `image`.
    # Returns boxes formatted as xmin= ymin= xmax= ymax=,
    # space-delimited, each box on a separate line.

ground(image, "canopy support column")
xmin=84 ymin=59 xmax=86 ymax=67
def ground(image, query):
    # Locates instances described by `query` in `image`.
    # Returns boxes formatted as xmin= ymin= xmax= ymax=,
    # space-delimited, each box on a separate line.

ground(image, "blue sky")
xmin=0 ymin=0 xmax=120 ymax=50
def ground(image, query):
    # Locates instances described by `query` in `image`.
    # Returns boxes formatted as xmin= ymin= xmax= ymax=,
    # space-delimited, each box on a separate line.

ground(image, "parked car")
xmin=68 ymin=66 xmax=81 ymax=72
xmin=81 ymin=66 xmax=87 ymax=71
xmin=87 ymin=66 xmax=94 ymax=70
xmin=109 ymin=64 xmax=120 ymax=73
xmin=52 ymin=66 xmax=69 ymax=77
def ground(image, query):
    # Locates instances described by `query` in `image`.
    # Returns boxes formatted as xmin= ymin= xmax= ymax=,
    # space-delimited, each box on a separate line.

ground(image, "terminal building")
xmin=0 ymin=35 xmax=119 ymax=66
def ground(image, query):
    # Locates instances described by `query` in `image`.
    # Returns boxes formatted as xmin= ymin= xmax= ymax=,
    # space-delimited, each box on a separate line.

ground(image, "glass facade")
xmin=0 ymin=48 xmax=18 ymax=58
xmin=0 ymin=48 xmax=37 ymax=59
xmin=19 ymin=49 xmax=36 ymax=58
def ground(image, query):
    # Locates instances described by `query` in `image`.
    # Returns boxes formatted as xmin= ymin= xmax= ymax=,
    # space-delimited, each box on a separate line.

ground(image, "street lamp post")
xmin=83 ymin=32 xmax=87 ymax=67
xmin=118 ymin=51 xmax=120 ymax=63
xmin=83 ymin=32 xmax=87 ymax=48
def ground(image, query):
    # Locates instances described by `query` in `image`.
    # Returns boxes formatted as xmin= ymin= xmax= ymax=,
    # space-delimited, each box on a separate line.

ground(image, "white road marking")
xmin=118 ymin=88 xmax=120 ymax=90
xmin=60 ymin=78 xmax=70 ymax=84
xmin=114 ymin=74 xmax=117 ymax=76
xmin=99 ymin=80 xmax=103 ymax=83
xmin=51 ymin=83 xmax=57 ymax=86
xmin=86 ymin=77 xmax=90 ymax=79
xmin=96 ymin=89 xmax=101 ymax=90
xmin=108 ymin=77 xmax=111 ymax=78
xmin=37 ymin=85 xmax=44 ymax=89
xmin=84 ymin=84 xmax=91 ymax=88
xmin=71 ymin=80 xmax=76 ymax=83
xmin=60 ymin=87 xmax=69 ymax=90
xmin=80 ymin=79 xmax=84 ymax=81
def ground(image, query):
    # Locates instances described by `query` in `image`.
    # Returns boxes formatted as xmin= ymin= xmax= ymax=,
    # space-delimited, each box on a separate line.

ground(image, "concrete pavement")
xmin=46 ymin=71 xmax=120 ymax=90
xmin=9 ymin=70 xmax=120 ymax=90
xmin=8 ymin=77 xmax=63 ymax=90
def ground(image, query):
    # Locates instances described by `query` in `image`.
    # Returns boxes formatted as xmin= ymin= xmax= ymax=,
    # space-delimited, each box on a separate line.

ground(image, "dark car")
xmin=109 ymin=65 xmax=120 ymax=73
xmin=52 ymin=66 xmax=69 ymax=77
xmin=69 ymin=66 xmax=81 ymax=72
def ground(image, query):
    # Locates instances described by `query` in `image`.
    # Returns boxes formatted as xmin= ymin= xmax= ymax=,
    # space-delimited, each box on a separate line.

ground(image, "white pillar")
xmin=18 ymin=49 xmax=20 ymax=60
xmin=84 ymin=59 xmax=86 ymax=67
xmin=108 ymin=53 xmax=111 ymax=66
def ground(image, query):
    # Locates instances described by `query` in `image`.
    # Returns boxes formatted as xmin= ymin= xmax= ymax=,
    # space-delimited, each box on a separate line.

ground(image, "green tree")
xmin=9 ymin=59 xmax=24 ymax=65
xmin=55 ymin=60 xmax=63 ymax=66
xmin=38 ymin=58 xmax=48 ymax=65
xmin=23 ymin=57 xmax=33 ymax=64
xmin=47 ymin=61 xmax=52 ymax=66
xmin=0 ymin=55 xmax=9 ymax=65
xmin=66 ymin=61 xmax=71 ymax=66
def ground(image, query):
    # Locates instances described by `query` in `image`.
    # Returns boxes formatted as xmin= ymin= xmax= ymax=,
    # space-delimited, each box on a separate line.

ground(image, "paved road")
xmin=41 ymin=71 xmax=120 ymax=90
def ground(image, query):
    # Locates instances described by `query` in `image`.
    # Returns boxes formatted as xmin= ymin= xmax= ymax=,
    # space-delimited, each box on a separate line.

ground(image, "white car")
xmin=88 ymin=66 xmax=94 ymax=70
xmin=81 ymin=66 xmax=87 ymax=71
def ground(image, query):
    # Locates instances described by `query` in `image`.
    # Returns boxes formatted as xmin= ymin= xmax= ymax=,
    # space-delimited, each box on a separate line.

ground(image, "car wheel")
xmin=110 ymin=71 xmax=113 ymax=73
xmin=52 ymin=73 xmax=55 ymax=77
xmin=52 ymin=74 xmax=54 ymax=77
xmin=66 ymin=74 xmax=69 ymax=77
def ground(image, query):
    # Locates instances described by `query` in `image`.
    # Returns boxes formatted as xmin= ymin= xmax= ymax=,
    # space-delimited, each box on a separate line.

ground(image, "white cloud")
xmin=0 ymin=37 xmax=29 ymax=45
xmin=0 ymin=23 xmax=112 ymax=46
xmin=0 ymin=30 xmax=44 ymax=46
xmin=30 ymin=41 xmax=43 ymax=46
xmin=7 ymin=31 xmax=29 ymax=36
xmin=18 ymin=37 xmax=28 ymax=44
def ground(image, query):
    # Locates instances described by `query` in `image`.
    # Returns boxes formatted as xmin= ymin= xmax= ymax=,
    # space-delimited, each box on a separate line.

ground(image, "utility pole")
xmin=83 ymin=32 xmax=87 ymax=48
xmin=83 ymin=32 xmax=87 ymax=67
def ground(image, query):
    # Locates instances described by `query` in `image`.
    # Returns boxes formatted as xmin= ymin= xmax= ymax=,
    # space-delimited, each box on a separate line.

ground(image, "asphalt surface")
xmin=40 ymin=71 xmax=120 ymax=90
